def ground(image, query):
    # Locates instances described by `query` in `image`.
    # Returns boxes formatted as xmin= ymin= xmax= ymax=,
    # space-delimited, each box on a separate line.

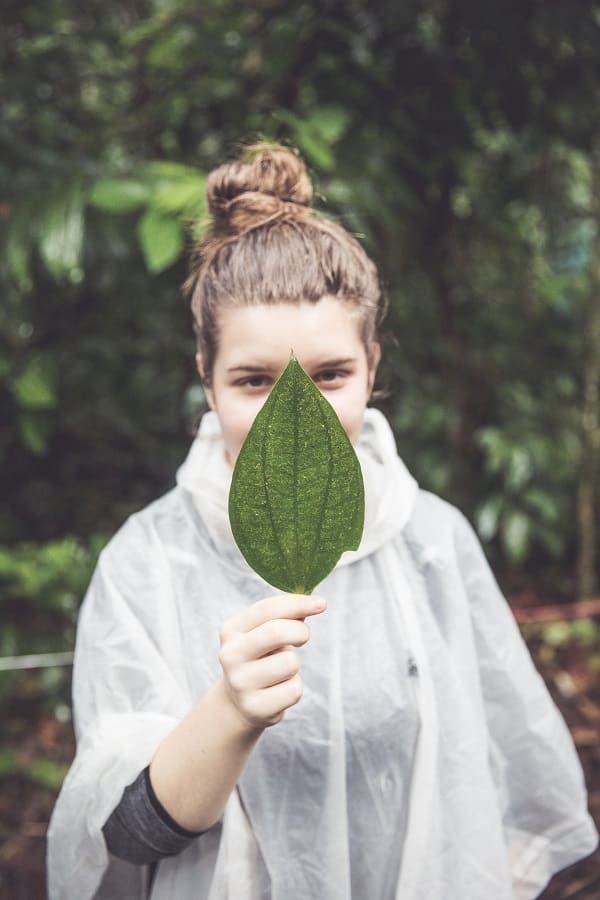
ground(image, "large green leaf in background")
xmin=89 ymin=179 xmax=151 ymax=213
xmin=228 ymin=354 xmax=365 ymax=594
xmin=137 ymin=208 xmax=185 ymax=273
xmin=38 ymin=180 xmax=85 ymax=281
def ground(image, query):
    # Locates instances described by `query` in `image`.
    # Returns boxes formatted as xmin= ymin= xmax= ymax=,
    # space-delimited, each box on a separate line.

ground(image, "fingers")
xmin=218 ymin=593 xmax=326 ymax=729
xmin=225 ymin=618 xmax=312 ymax=665
xmin=229 ymin=649 xmax=300 ymax=692
xmin=240 ymin=677 xmax=304 ymax=727
xmin=220 ymin=593 xmax=326 ymax=641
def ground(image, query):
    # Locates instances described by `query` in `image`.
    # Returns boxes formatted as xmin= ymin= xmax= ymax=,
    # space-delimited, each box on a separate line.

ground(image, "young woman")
xmin=47 ymin=144 xmax=598 ymax=900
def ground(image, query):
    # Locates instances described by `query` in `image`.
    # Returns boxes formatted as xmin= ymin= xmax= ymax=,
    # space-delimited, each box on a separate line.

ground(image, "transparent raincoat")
xmin=47 ymin=409 xmax=598 ymax=900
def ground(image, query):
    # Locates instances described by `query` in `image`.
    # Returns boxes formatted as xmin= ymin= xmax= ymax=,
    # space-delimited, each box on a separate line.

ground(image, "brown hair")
xmin=184 ymin=143 xmax=385 ymax=382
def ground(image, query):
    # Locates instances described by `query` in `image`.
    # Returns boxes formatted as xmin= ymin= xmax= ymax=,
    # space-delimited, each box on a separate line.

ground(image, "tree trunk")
xmin=577 ymin=286 xmax=600 ymax=597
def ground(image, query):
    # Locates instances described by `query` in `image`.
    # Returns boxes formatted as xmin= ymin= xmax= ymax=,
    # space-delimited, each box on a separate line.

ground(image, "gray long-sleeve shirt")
xmin=102 ymin=767 xmax=203 ymax=865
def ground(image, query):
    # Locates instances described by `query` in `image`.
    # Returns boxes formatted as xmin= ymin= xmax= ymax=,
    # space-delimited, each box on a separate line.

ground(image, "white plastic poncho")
xmin=47 ymin=408 xmax=598 ymax=900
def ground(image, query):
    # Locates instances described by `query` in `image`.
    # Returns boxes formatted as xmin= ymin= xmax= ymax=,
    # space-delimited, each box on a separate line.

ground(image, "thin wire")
xmin=0 ymin=651 xmax=74 ymax=672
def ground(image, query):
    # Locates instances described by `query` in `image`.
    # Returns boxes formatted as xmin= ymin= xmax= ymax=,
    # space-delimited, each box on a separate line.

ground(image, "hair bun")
xmin=206 ymin=144 xmax=313 ymax=235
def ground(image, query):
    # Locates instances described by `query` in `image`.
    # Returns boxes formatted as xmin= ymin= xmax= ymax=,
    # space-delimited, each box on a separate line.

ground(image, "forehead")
xmin=214 ymin=298 xmax=364 ymax=368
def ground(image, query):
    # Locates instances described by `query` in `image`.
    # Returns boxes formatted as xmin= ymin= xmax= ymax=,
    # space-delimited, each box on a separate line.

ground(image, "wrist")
xmin=213 ymin=679 xmax=265 ymax=742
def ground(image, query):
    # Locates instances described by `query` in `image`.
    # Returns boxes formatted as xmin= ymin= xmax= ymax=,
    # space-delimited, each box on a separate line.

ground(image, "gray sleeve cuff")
xmin=102 ymin=766 xmax=204 ymax=865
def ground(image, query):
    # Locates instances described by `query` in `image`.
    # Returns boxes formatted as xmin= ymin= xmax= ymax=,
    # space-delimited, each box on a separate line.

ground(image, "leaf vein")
xmin=306 ymin=399 xmax=334 ymax=589
xmin=292 ymin=365 xmax=300 ymax=587
xmin=261 ymin=391 xmax=296 ymax=589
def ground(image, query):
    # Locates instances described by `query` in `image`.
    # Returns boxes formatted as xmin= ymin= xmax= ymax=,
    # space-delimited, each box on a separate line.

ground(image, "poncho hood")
xmin=175 ymin=406 xmax=419 ymax=571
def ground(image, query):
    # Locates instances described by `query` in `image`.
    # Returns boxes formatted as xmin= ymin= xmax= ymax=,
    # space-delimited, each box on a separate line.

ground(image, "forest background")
xmin=2 ymin=0 xmax=600 ymax=897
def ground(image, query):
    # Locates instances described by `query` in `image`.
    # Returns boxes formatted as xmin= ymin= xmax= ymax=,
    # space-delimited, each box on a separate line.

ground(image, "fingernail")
xmin=313 ymin=596 xmax=327 ymax=611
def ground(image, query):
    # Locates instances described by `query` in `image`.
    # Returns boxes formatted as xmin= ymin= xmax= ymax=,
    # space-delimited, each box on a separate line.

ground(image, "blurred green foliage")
xmin=2 ymin=0 xmax=600 ymax=718
xmin=0 ymin=748 xmax=68 ymax=790
xmin=0 ymin=535 xmax=105 ymax=716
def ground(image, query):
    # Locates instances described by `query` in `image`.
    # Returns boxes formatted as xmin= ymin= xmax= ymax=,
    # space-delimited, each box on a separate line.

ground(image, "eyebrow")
xmin=227 ymin=357 xmax=357 ymax=374
xmin=227 ymin=364 xmax=273 ymax=374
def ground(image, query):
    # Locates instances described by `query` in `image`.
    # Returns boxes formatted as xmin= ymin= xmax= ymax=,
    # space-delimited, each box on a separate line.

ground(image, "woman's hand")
xmin=218 ymin=593 xmax=327 ymax=729
xmin=149 ymin=594 xmax=326 ymax=832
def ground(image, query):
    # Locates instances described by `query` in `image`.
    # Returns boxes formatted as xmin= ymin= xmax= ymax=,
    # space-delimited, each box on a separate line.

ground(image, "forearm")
xmin=149 ymin=678 xmax=264 ymax=832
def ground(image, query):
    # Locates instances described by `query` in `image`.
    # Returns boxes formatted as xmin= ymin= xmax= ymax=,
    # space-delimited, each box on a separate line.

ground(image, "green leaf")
xmin=25 ymin=758 xmax=69 ymax=790
xmin=475 ymin=495 xmax=504 ymax=540
xmin=309 ymin=106 xmax=350 ymax=144
xmin=137 ymin=209 xmax=184 ymax=273
xmin=38 ymin=181 xmax=85 ymax=280
xmin=542 ymin=620 xmax=572 ymax=647
xmin=570 ymin=618 xmax=598 ymax=645
xmin=274 ymin=110 xmax=337 ymax=171
xmin=0 ymin=750 xmax=68 ymax=790
xmin=145 ymin=161 xmax=202 ymax=180
xmin=524 ymin=488 xmax=560 ymax=523
xmin=89 ymin=178 xmax=151 ymax=213
xmin=18 ymin=413 xmax=51 ymax=455
xmin=153 ymin=177 xmax=206 ymax=216
xmin=506 ymin=446 xmax=532 ymax=490
xmin=501 ymin=510 xmax=531 ymax=564
xmin=14 ymin=356 xmax=57 ymax=409
xmin=295 ymin=128 xmax=336 ymax=171
xmin=0 ymin=749 xmax=19 ymax=777
xmin=228 ymin=353 xmax=364 ymax=594
xmin=5 ymin=207 xmax=34 ymax=291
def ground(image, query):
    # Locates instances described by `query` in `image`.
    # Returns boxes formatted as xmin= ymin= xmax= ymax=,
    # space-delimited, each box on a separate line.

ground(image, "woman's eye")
xmin=315 ymin=370 xmax=343 ymax=384
xmin=238 ymin=370 xmax=346 ymax=390
xmin=240 ymin=376 xmax=270 ymax=388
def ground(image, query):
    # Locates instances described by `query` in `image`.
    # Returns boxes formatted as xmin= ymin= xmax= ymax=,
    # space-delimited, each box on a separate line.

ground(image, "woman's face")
xmin=196 ymin=297 xmax=381 ymax=466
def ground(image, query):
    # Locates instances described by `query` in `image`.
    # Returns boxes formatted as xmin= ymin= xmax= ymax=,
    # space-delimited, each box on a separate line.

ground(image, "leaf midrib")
xmin=261 ymin=388 xmax=296 ymax=589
